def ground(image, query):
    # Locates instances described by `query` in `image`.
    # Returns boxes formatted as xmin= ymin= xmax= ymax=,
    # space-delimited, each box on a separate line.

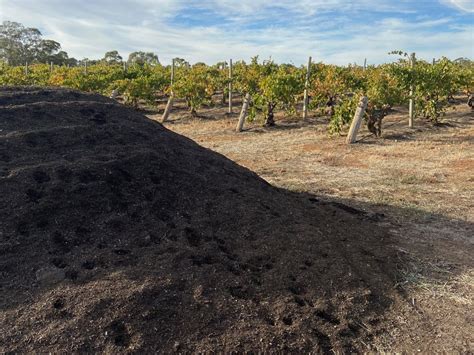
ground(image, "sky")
xmin=0 ymin=0 xmax=473 ymax=65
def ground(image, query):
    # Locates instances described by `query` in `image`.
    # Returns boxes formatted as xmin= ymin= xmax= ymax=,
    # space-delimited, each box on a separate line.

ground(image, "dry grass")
xmin=418 ymin=270 xmax=474 ymax=306
xmin=397 ymin=255 xmax=474 ymax=306
xmin=151 ymin=101 xmax=473 ymax=223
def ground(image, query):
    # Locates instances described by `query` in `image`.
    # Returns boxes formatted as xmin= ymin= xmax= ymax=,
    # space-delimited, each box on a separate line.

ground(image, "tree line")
xmin=0 ymin=21 xmax=160 ymax=67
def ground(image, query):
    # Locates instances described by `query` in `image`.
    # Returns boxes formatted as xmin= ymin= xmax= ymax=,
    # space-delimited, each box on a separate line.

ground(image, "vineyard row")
xmin=1 ymin=53 xmax=472 ymax=135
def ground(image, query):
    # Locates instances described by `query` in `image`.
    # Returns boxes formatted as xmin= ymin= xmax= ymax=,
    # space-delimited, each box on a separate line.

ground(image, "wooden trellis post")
xmin=84 ymin=59 xmax=88 ymax=75
xmin=236 ymin=93 xmax=251 ymax=132
xmin=162 ymin=59 xmax=175 ymax=123
xmin=302 ymin=56 xmax=312 ymax=120
xmin=346 ymin=96 xmax=368 ymax=144
xmin=171 ymin=58 xmax=175 ymax=86
xmin=50 ymin=61 xmax=53 ymax=74
xmin=25 ymin=62 xmax=28 ymax=76
xmin=228 ymin=59 xmax=233 ymax=114
xmin=409 ymin=52 xmax=416 ymax=128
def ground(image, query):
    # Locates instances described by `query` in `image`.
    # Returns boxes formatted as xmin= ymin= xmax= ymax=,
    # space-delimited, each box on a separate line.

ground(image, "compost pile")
xmin=0 ymin=87 xmax=400 ymax=353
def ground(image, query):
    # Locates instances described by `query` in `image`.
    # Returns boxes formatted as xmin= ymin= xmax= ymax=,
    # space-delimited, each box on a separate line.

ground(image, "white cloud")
xmin=440 ymin=0 xmax=474 ymax=12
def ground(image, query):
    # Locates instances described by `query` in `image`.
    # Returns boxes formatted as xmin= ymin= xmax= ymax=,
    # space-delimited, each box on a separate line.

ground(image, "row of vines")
xmin=1 ymin=53 xmax=472 ymax=134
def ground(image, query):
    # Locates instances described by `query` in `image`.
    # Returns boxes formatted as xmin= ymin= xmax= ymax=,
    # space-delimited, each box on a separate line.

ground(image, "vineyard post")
xmin=432 ymin=58 xmax=435 ymax=65
xmin=363 ymin=58 xmax=367 ymax=70
xmin=162 ymin=58 xmax=175 ymax=122
xmin=162 ymin=94 xmax=174 ymax=122
xmin=228 ymin=59 xmax=233 ymax=114
xmin=50 ymin=61 xmax=53 ymax=74
xmin=171 ymin=58 xmax=175 ymax=86
xmin=25 ymin=62 xmax=28 ymax=76
xmin=123 ymin=62 xmax=127 ymax=72
xmin=409 ymin=52 xmax=416 ymax=128
xmin=346 ymin=96 xmax=368 ymax=144
xmin=236 ymin=93 xmax=251 ymax=132
xmin=84 ymin=59 xmax=88 ymax=75
xmin=302 ymin=56 xmax=312 ymax=119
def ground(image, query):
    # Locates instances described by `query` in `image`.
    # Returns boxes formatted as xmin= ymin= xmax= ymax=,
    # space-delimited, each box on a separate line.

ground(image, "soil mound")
xmin=0 ymin=87 xmax=399 ymax=352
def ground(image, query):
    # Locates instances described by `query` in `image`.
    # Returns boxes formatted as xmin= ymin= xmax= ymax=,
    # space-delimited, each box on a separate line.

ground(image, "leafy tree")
xmin=0 ymin=21 xmax=42 ymax=64
xmin=172 ymin=57 xmax=189 ymax=68
xmin=453 ymin=57 xmax=472 ymax=66
xmin=51 ymin=51 xmax=72 ymax=65
xmin=67 ymin=57 xmax=79 ymax=67
xmin=78 ymin=58 xmax=101 ymax=66
xmin=103 ymin=50 xmax=122 ymax=64
xmin=215 ymin=61 xmax=227 ymax=70
xmin=127 ymin=51 xmax=160 ymax=66
xmin=36 ymin=40 xmax=61 ymax=62
xmin=0 ymin=21 xmax=69 ymax=65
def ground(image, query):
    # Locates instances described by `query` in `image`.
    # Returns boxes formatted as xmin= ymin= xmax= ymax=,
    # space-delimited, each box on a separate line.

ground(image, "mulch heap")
xmin=0 ymin=86 xmax=401 ymax=353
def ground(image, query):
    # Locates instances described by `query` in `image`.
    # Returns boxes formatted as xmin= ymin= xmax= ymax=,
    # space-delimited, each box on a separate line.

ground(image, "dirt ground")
xmin=151 ymin=97 xmax=474 ymax=352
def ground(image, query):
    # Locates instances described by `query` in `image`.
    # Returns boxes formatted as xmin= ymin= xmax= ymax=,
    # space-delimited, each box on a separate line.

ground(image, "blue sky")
xmin=0 ymin=0 xmax=473 ymax=65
